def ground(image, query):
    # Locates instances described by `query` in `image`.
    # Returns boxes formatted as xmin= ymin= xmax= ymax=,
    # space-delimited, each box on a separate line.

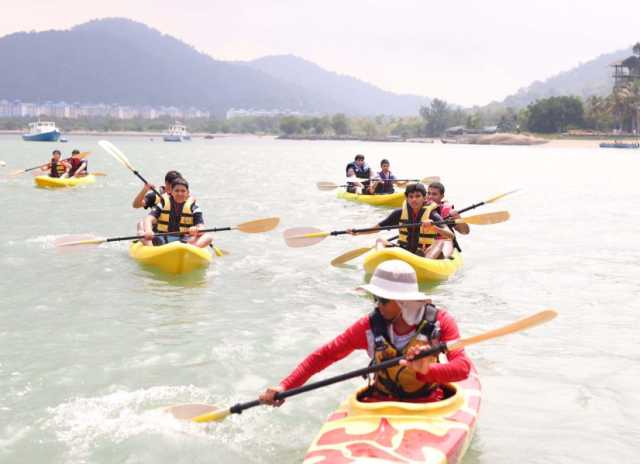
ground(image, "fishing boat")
xmin=162 ymin=124 xmax=191 ymax=142
xmin=599 ymin=141 xmax=639 ymax=149
xmin=303 ymin=370 xmax=482 ymax=463
xmin=22 ymin=121 xmax=61 ymax=142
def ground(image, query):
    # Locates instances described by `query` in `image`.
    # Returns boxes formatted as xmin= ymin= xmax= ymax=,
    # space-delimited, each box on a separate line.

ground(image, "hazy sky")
xmin=2 ymin=1 xmax=639 ymax=106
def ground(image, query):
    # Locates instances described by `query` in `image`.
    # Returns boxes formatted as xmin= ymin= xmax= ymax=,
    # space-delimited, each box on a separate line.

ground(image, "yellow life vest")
xmin=398 ymin=201 xmax=438 ymax=250
xmin=50 ymin=160 xmax=66 ymax=178
xmin=368 ymin=307 xmax=440 ymax=399
xmin=156 ymin=193 xmax=195 ymax=233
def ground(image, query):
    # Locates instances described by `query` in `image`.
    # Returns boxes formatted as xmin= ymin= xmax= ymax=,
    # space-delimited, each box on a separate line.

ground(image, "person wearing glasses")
xmin=259 ymin=260 xmax=471 ymax=405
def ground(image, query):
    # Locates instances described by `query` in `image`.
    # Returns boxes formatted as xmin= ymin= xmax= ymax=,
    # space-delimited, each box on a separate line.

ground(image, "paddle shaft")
xmin=226 ymin=343 xmax=447 ymax=416
xmin=105 ymin=226 xmax=234 ymax=243
xmin=341 ymin=220 xmax=454 ymax=236
xmin=131 ymin=170 xmax=163 ymax=200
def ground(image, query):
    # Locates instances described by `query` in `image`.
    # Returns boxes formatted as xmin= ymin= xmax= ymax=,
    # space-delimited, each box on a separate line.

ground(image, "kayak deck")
xmin=363 ymin=247 xmax=463 ymax=283
xmin=34 ymin=174 xmax=96 ymax=188
xmin=303 ymin=372 xmax=481 ymax=463
xmin=337 ymin=190 xmax=405 ymax=208
xmin=129 ymin=241 xmax=213 ymax=274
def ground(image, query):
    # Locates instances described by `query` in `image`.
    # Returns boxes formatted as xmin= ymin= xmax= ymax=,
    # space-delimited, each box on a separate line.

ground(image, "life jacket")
xmin=375 ymin=171 xmax=395 ymax=194
xmin=435 ymin=201 xmax=453 ymax=240
xmin=367 ymin=304 xmax=441 ymax=400
xmin=398 ymin=201 xmax=438 ymax=252
xmin=155 ymin=193 xmax=195 ymax=233
xmin=49 ymin=159 xmax=66 ymax=178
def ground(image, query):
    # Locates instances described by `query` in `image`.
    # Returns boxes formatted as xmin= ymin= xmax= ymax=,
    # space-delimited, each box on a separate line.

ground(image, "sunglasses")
xmin=374 ymin=296 xmax=390 ymax=305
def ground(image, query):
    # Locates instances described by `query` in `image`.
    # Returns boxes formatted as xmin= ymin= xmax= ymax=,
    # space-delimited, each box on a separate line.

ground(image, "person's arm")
xmin=260 ymin=316 xmax=370 ymax=405
xmin=418 ymin=310 xmax=471 ymax=383
xmin=132 ymin=185 xmax=155 ymax=208
xmin=428 ymin=210 xmax=454 ymax=239
xmin=73 ymin=160 xmax=88 ymax=177
xmin=347 ymin=209 xmax=401 ymax=236
xmin=143 ymin=208 xmax=160 ymax=239
xmin=189 ymin=204 xmax=205 ymax=236
xmin=449 ymin=210 xmax=470 ymax=235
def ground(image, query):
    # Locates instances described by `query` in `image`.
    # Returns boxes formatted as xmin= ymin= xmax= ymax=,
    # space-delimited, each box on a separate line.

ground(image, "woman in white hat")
xmin=260 ymin=260 xmax=472 ymax=405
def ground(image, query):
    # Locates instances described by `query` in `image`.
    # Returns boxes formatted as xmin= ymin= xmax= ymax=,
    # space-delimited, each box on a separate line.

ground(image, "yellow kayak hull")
xmin=34 ymin=174 xmax=96 ymax=188
xmin=337 ymin=190 xmax=404 ymax=208
xmin=129 ymin=241 xmax=213 ymax=274
xmin=303 ymin=372 xmax=482 ymax=464
xmin=363 ymin=247 xmax=463 ymax=283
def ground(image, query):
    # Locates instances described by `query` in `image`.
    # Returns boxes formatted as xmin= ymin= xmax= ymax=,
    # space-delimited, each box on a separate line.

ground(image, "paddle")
xmin=55 ymin=217 xmax=280 ymax=247
xmin=317 ymin=176 xmax=440 ymax=191
xmin=99 ymin=140 xmax=228 ymax=256
xmin=284 ymin=211 xmax=509 ymax=248
xmin=165 ymin=308 xmax=557 ymax=423
xmin=9 ymin=152 xmax=90 ymax=177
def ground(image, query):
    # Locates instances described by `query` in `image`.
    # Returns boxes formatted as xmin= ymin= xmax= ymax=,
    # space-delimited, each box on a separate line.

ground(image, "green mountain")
xmin=500 ymin=48 xmax=631 ymax=108
xmin=0 ymin=18 xmax=428 ymax=116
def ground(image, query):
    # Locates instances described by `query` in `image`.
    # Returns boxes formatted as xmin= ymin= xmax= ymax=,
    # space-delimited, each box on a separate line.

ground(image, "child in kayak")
xmin=425 ymin=181 xmax=469 ymax=259
xmin=40 ymin=150 xmax=70 ymax=178
xmin=260 ymin=260 xmax=471 ymax=405
xmin=369 ymin=158 xmax=396 ymax=194
xmin=65 ymin=149 xmax=88 ymax=177
xmin=142 ymin=177 xmax=213 ymax=248
xmin=347 ymin=183 xmax=453 ymax=257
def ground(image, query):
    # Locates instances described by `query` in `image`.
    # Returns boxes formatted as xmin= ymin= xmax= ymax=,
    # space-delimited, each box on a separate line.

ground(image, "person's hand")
xmin=259 ymin=386 xmax=285 ymax=407
xmin=188 ymin=226 xmax=200 ymax=236
xmin=346 ymin=228 xmax=356 ymax=236
xmin=144 ymin=230 xmax=154 ymax=241
xmin=449 ymin=210 xmax=461 ymax=220
xmin=399 ymin=343 xmax=437 ymax=374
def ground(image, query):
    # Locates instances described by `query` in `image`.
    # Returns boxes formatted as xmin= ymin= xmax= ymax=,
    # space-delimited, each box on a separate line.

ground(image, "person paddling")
xmin=348 ymin=183 xmax=453 ymax=257
xmin=260 ymin=260 xmax=471 ymax=406
xmin=426 ymin=181 xmax=469 ymax=259
xmin=132 ymin=170 xmax=183 ymax=209
xmin=142 ymin=177 xmax=213 ymax=248
xmin=65 ymin=149 xmax=88 ymax=177
xmin=40 ymin=150 xmax=70 ymax=178
xmin=345 ymin=154 xmax=371 ymax=193
xmin=370 ymin=158 xmax=396 ymax=194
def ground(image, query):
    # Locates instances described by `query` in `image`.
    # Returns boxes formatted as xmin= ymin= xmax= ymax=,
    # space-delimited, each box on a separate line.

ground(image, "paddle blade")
xmin=457 ymin=211 xmax=510 ymax=225
xmin=99 ymin=140 xmax=135 ymax=171
xmin=331 ymin=247 xmax=372 ymax=266
xmin=54 ymin=235 xmax=106 ymax=247
xmin=212 ymin=245 xmax=228 ymax=257
xmin=164 ymin=403 xmax=231 ymax=422
xmin=317 ymin=181 xmax=339 ymax=191
xmin=420 ymin=176 xmax=440 ymax=184
xmin=283 ymin=227 xmax=328 ymax=247
xmin=9 ymin=169 xmax=26 ymax=177
xmin=486 ymin=189 xmax=521 ymax=204
xmin=449 ymin=309 xmax=558 ymax=351
xmin=236 ymin=217 xmax=280 ymax=233
xmin=91 ymin=172 xmax=107 ymax=176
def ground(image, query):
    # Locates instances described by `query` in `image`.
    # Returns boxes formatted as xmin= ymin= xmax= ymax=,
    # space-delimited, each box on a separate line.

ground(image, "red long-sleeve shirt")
xmin=280 ymin=308 xmax=472 ymax=390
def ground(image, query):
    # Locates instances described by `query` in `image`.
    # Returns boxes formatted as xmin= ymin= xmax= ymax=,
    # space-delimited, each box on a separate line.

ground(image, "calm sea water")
xmin=0 ymin=135 xmax=638 ymax=463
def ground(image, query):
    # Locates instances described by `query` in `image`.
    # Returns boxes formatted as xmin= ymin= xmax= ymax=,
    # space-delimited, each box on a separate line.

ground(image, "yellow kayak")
xmin=34 ymin=174 xmax=96 ymax=188
xmin=129 ymin=241 xmax=213 ymax=274
xmin=363 ymin=247 xmax=463 ymax=283
xmin=303 ymin=371 xmax=482 ymax=463
xmin=337 ymin=190 xmax=404 ymax=208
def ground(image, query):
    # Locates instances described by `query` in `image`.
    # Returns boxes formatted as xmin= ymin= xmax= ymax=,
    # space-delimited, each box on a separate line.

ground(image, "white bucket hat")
xmin=357 ymin=260 xmax=429 ymax=301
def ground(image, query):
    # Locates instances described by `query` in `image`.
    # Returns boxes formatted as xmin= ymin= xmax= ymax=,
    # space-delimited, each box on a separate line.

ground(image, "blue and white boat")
xmin=163 ymin=124 xmax=191 ymax=142
xmin=22 ymin=121 xmax=61 ymax=142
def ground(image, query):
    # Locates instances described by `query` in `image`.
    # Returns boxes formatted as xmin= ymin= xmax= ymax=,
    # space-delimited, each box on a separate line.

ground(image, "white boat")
xmin=162 ymin=124 xmax=191 ymax=142
xmin=22 ymin=121 xmax=61 ymax=142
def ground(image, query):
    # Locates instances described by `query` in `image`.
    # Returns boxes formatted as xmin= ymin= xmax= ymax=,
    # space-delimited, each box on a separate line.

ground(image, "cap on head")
xmin=357 ymin=260 xmax=428 ymax=301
